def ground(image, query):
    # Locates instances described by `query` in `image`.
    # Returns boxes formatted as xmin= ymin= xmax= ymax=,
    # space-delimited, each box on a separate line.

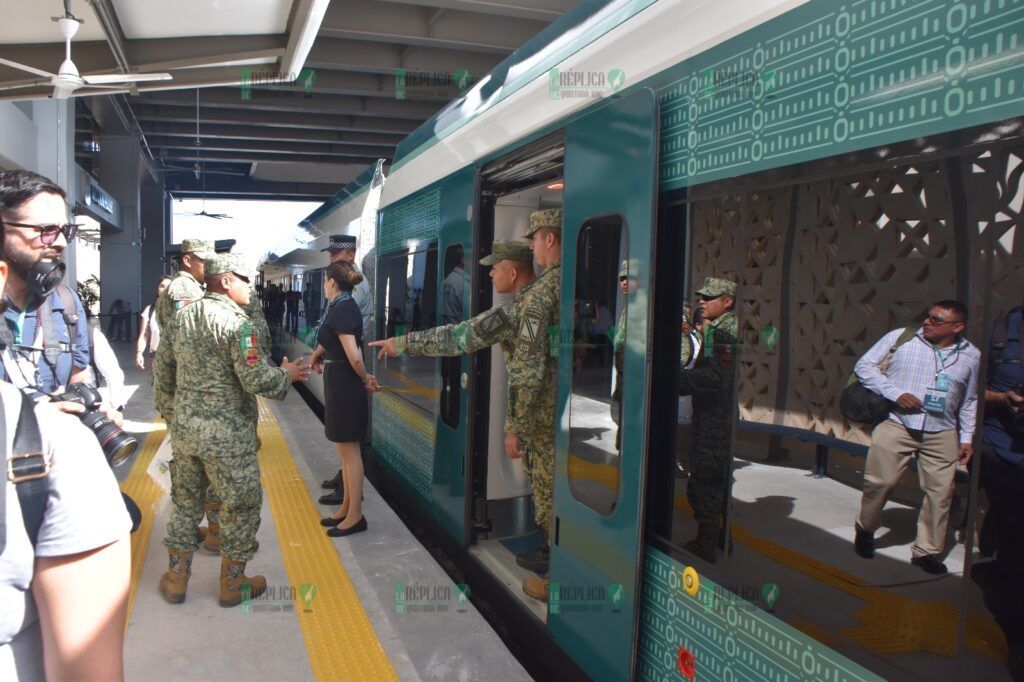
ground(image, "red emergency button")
xmin=678 ymin=646 xmax=695 ymax=680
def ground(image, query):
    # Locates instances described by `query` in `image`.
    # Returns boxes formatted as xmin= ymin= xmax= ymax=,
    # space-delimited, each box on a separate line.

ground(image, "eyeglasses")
xmin=925 ymin=314 xmax=962 ymax=326
xmin=2 ymin=221 xmax=80 ymax=245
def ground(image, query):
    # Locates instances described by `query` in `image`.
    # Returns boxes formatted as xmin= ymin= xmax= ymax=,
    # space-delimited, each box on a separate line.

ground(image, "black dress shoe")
xmin=516 ymin=545 xmax=550 ymax=573
xmin=327 ymin=516 xmax=367 ymax=537
xmin=319 ymin=488 xmax=344 ymax=505
xmin=911 ymin=554 xmax=948 ymax=575
xmin=321 ymin=470 xmax=342 ymax=490
xmin=320 ymin=515 xmax=345 ymax=527
xmin=854 ymin=524 xmax=875 ymax=559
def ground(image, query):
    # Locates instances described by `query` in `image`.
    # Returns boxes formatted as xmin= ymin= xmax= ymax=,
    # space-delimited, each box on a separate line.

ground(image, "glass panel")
xmin=567 ymin=216 xmax=626 ymax=515
xmin=376 ymin=244 xmax=439 ymax=415
xmin=440 ymin=244 xmax=466 ymax=428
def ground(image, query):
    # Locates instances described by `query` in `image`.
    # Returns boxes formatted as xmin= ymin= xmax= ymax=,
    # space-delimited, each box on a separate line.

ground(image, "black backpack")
xmin=840 ymin=327 xmax=917 ymax=424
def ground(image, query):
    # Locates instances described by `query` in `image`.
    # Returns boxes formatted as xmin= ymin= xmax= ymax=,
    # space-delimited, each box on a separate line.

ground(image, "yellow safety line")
xmin=256 ymin=398 xmax=398 ymax=681
xmin=119 ymin=422 xmax=167 ymax=629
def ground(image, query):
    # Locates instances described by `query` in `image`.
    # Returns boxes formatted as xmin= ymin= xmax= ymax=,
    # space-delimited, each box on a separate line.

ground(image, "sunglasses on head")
xmin=2 ymin=220 xmax=80 ymax=246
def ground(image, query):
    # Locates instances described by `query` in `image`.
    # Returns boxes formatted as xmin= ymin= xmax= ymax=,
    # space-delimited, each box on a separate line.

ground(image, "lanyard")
xmin=13 ymin=309 xmax=27 ymax=346
xmin=315 ymin=292 xmax=351 ymax=340
xmin=931 ymin=341 xmax=961 ymax=376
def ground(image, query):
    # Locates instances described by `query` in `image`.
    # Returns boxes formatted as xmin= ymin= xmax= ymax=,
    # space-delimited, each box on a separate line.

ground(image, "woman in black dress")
xmin=310 ymin=261 xmax=379 ymax=536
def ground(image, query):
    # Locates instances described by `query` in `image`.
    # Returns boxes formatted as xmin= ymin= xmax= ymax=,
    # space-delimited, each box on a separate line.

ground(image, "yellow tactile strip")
xmin=256 ymin=398 xmax=398 ymax=681
xmin=119 ymin=422 xmax=167 ymax=628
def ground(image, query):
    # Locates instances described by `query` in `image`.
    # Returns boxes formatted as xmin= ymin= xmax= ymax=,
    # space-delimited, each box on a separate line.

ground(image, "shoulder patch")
xmin=174 ymin=299 xmax=190 ymax=310
xmin=478 ymin=307 xmax=509 ymax=335
xmin=244 ymin=348 xmax=261 ymax=366
xmin=239 ymin=323 xmax=258 ymax=351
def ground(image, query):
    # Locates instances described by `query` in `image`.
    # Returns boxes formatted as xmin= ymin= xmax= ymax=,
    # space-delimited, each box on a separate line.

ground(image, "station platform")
xmin=111 ymin=345 xmax=529 ymax=681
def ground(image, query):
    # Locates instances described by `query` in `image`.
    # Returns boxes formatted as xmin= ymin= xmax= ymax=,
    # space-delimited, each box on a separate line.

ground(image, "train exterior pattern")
xmin=637 ymin=548 xmax=880 ymax=682
xmin=300 ymin=0 xmax=1024 ymax=679
xmin=657 ymin=0 xmax=1024 ymax=190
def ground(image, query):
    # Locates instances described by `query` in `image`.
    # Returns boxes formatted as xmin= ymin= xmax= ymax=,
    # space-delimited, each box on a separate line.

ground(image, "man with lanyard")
xmin=319 ymin=234 xmax=372 ymax=503
xmin=0 ymin=171 xmax=90 ymax=396
xmin=853 ymin=300 xmax=980 ymax=575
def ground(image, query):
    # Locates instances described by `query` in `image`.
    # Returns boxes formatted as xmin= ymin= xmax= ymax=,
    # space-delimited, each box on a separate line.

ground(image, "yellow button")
xmin=683 ymin=567 xmax=700 ymax=597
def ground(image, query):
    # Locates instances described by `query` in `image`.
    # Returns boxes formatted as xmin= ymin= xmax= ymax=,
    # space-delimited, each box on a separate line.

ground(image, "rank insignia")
xmin=245 ymin=348 xmax=260 ymax=366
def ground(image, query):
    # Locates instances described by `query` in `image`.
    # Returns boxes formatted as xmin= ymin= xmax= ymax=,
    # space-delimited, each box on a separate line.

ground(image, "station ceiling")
xmin=0 ymin=0 xmax=573 ymax=201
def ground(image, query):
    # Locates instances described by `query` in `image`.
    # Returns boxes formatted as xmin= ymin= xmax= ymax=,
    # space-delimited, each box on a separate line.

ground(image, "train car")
xmin=272 ymin=0 xmax=1024 ymax=679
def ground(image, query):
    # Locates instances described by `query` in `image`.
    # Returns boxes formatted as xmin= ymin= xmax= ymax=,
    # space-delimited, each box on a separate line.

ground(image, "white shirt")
xmin=85 ymin=321 xmax=126 ymax=408
xmin=855 ymin=328 xmax=980 ymax=443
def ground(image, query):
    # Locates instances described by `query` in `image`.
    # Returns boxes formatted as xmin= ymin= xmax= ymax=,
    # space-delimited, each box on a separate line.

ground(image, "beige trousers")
xmin=856 ymin=419 xmax=959 ymax=558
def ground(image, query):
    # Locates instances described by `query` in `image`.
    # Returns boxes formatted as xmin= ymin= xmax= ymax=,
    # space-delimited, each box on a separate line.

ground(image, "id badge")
xmin=934 ymin=373 xmax=951 ymax=391
xmin=923 ymin=389 xmax=947 ymax=414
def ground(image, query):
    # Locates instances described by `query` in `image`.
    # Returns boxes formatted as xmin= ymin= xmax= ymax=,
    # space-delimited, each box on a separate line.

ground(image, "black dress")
xmin=318 ymin=295 xmax=367 ymax=443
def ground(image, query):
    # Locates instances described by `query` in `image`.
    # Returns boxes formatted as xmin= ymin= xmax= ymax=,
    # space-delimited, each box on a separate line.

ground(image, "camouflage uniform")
xmin=612 ymin=260 xmax=629 ymax=449
xmin=679 ymin=277 xmax=739 ymax=547
xmin=155 ymin=260 xmax=292 ymax=562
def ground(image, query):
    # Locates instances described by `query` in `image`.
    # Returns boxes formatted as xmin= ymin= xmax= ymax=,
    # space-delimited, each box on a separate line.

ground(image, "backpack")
xmin=0 ymin=391 xmax=48 ymax=554
xmin=840 ymin=327 xmax=917 ymax=424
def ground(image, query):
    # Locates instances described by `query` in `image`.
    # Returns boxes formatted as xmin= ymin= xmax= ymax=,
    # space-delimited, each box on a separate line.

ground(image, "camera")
xmin=56 ymin=383 xmax=138 ymax=467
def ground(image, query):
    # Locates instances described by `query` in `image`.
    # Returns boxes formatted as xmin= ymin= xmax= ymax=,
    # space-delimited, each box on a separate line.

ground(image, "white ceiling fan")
xmin=0 ymin=1 xmax=172 ymax=100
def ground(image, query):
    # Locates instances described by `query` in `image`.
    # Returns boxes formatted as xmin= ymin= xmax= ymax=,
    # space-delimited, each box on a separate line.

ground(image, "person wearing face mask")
xmin=0 ymin=171 xmax=90 ymax=396
xmin=0 ymin=179 xmax=132 ymax=680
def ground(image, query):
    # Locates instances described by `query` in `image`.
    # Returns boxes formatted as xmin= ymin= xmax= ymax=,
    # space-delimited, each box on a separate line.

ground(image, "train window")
xmin=566 ymin=216 xmax=626 ymax=515
xmin=440 ymin=244 xmax=467 ymax=428
xmin=376 ymin=243 xmax=439 ymax=415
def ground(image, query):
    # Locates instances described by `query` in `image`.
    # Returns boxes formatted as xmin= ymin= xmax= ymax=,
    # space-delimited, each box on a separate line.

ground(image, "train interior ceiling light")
xmin=0 ymin=1 xmax=171 ymax=100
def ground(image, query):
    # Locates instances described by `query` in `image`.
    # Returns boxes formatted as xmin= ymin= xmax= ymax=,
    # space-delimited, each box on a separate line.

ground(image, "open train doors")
xmin=549 ymin=88 xmax=658 ymax=680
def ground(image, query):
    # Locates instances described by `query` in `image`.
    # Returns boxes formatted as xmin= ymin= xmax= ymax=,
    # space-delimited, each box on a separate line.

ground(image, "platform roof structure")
xmin=0 ymin=0 xmax=573 ymax=201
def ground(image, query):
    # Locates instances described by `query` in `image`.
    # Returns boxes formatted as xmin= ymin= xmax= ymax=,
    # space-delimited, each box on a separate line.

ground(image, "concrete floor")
xmin=111 ymin=341 xmax=529 ymax=682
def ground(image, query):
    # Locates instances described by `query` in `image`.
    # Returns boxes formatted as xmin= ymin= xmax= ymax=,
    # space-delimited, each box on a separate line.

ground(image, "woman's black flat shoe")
xmin=320 ymin=515 xmax=345 ymax=527
xmin=326 ymin=516 xmax=367 ymax=537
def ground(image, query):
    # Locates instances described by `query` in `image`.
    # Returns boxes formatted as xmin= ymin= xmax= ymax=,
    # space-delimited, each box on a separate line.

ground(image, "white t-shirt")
xmin=0 ymin=381 xmax=131 ymax=681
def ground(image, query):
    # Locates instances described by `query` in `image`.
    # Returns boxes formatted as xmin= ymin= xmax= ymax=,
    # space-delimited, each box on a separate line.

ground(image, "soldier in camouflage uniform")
xmin=515 ymin=209 xmax=562 ymax=603
xmin=611 ymin=260 xmax=631 ymax=451
xmin=154 ymin=239 xmax=224 ymax=546
xmin=155 ymin=254 xmax=310 ymax=607
xmin=678 ymin=277 xmax=739 ymax=563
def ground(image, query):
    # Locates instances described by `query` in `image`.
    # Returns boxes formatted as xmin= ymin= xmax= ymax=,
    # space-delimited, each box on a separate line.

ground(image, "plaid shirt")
xmin=855 ymin=328 xmax=980 ymax=443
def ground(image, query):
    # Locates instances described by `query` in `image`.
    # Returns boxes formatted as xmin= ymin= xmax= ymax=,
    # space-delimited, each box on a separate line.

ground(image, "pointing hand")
xmin=370 ymin=337 xmax=398 ymax=359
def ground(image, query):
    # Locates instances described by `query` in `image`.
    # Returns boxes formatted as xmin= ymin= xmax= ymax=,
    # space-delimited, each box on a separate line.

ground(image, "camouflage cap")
xmin=479 ymin=240 xmax=533 ymax=266
xmin=181 ymin=238 xmax=216 ymax=259
xmin=695 ymin=276 xmax=737 ymax=298
xmin=524 ymin=208 xmax=562 ymax=237
xmin=618 ymin=260 xmax=629 ymax=278
xmin=205 ymin=253 xmax=252 ymax=279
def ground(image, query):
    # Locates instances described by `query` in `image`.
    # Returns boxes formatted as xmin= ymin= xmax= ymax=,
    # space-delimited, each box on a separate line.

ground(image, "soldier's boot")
xmin=219 ymin=559 xmax=267 ymax=608
xmin=200 ymin=503 xmax=222 ymax=555
xmin=516 ymin=528 xmax=550 ymax=573
xmin=522 ymin=577 xmax=550 ymax=602
xmin=158 ymin=550 xmax=193 ymax=604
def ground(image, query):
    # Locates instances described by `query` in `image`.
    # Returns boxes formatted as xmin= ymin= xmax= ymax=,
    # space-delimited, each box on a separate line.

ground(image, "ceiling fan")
xmin=0 ymin=1 xmax=172 ymax=100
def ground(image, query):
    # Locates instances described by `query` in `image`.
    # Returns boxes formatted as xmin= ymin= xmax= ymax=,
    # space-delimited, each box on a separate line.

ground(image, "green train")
xmin=268 ymin=0 xmax=1024 ymax=679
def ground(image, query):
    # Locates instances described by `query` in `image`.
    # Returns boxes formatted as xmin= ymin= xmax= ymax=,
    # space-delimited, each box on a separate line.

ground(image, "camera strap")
xmin=6 ymin=391 xmax=49 ymax=548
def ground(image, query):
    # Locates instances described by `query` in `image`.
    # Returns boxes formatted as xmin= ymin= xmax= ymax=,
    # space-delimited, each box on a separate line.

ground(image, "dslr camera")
xmin=56 ymin=383 xmax=138 ymax=467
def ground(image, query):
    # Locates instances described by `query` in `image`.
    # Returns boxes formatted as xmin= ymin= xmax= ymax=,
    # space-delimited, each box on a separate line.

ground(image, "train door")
xmin=549 ymin=88 xmax=659 ymax=680
xmin=431 ymin=169 xmax=476 ymax=542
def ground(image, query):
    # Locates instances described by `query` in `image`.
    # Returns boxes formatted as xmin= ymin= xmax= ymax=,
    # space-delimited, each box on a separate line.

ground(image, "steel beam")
xmin=305 ymin=38 xmax=501 ymax=78
xmin=130 ymin=105 xmax=423 ymax=134
xmin=166 ymin=177 xmax=337 ymax=200
xmin=156 ymin=151 xmax=386 ymax=165
xmin=147 ymin=137 xmax=396 ymax=158
xmin=374 ymin=0 xmax=572 ymax=22
xmin=139 ymin=121 xmax=405 ymax=146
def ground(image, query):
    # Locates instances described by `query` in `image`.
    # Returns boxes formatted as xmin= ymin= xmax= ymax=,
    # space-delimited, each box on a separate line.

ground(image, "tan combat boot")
xmin=158 ymin=550 xmax=193 ymax=604
xmin=522 ymin=577 xmax=550 ymax=602
xmin=200 ymin=503 xmax=222 ymax=554
xmin=219 ymin=558 xmax=267 ymax=607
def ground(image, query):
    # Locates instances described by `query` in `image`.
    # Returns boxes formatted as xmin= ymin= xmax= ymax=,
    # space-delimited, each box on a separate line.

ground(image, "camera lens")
xmin=79 ymin=410 xmax=138 ymax=467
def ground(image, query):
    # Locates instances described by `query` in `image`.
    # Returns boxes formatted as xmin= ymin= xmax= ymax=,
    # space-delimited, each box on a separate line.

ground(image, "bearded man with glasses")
xmin=0 ymin=171 xmax=90 ymax=396
xmin=853 ymin=300 xmax=981 ymax=575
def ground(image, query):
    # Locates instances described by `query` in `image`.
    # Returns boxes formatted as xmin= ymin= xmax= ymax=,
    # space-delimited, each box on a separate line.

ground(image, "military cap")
xmin=181 ymin=238 xmax=216 ymax=259
xmin=322 ymin=234 xmax=357 ymax=252
xmin=524 ymin=208 xmax=562 ymax=237
xmin=205 ymin=253 xmax=253 ymax=279
xmin=695 ymin=276 xmax=737 ymax=298
xmin=479 ymin=240 xmax=533 ymax=266
xmin=619 ymin=260 xmax=629 ymax=278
